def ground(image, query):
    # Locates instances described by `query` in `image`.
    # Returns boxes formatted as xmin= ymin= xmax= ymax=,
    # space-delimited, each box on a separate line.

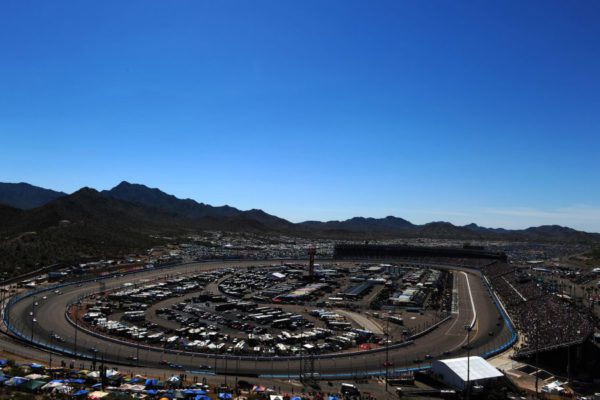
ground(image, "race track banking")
xmin=3 ymin=260 xmax=512 ymax=378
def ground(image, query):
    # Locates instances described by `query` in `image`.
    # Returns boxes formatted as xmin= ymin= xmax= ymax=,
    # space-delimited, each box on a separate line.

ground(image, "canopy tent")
xmin=431 ymin=356 xmax=504 ymax=390
xmin=21 ymin=379 xmax=47 ymax=391
xmin=89 ymin=391 xmax=110 ymax=399
xmin=106 ymin=369 xmax=121 ymax=378
xmin=25 ymin=373 xmax=47 ymax=380
xmin=145 ymin=378 xmax=159 ymax=387
xmin=42 ymin=381 xmax=66 ymax=390
xmin=129 ymin=384 xmax=147 ymax=392
xmin=41 ymin=383 xmax=72 ymax=395
xmin=5 ymin=376 xmax=29 ymax=387
xmin=54 ymin=385 xmax=73 ymax=394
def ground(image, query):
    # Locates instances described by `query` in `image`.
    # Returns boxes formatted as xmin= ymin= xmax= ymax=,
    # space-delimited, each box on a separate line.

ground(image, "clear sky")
xmin=1 ymin=1 xmax=599 ymax=232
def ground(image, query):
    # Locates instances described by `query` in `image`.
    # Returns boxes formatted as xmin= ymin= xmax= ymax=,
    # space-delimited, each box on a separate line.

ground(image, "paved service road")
xmin=334 ymin=309 xmax=384 ymax=335
xmin=5 ymin=260 xmax=511 ymax=378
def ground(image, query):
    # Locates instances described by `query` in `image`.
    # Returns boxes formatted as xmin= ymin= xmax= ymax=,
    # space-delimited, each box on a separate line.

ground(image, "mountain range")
xmin=0 ymin=182 xmax=66 ymax=209
xmin=1 ymin=181 xmax=599 ymax=242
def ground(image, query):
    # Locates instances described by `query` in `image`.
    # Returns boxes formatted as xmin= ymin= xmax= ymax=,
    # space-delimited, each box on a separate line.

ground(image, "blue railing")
xmin=3 ymin=262 xmax=519 ymax=378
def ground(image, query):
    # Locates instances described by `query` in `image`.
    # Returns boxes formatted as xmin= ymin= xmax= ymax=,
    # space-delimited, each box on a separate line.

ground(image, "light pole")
xmin=464 ymin=325 xmax=472 ymax=400
xmin=136 ymin=329 xmax=140 ymax=368
xmin=30 ymin=296 xmax=36 ymax=342
xmin=74 ymin=302 xmax=80 ymax=361
xmin=385 ymin=317 xmax=390 ymax=393
xmin=224 ymin=354 xmax=228 ymax=387
xmin=534 ymin=323 xmax=539 ymax=398
xmin=235 ymin=356 xmax=239 ymax=394
xmin=49 ymin=331 xmax=54 ymax=378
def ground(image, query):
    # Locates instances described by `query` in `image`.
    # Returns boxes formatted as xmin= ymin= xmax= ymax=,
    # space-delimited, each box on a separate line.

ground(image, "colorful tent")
xmin=5 ymin=376 xmax=29 ymax=387
xmin=21 ymin=379 xmax=47 ymax=391
xmin=89 ymin=391 xmax=110 ymax=399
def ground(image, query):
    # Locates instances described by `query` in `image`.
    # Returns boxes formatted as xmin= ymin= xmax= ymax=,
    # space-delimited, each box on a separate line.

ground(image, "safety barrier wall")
xmin=479 ymin=276 xmax=519 ymax=359
xmin=3 ymin=260 xmax=519 ymax=378
xmin=3 ymin=260 xmax=418 ymax=365
xmin=2 ymin=261 xmax=199 ymax=363
xmin=261 ymin=266 xmax=520 ymax=379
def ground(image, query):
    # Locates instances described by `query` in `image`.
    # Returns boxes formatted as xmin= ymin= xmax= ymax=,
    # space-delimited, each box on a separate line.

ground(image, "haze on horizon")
xmin=1 ymin=1 xmax=599 ymax=232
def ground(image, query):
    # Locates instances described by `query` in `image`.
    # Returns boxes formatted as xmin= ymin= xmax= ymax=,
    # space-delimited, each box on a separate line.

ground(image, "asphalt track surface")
xmin=4 ymin=260 xmax=511 ymax=378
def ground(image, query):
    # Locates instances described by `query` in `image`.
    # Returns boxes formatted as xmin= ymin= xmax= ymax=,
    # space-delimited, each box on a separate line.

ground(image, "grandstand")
xmin=334 ymin=244 xmax=507 ymax=262
xmin=480 ymin=263 xmax=594 ymax=357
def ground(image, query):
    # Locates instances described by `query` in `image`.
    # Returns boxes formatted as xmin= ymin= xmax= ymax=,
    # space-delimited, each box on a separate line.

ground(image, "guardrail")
xmin=261 ymin=268 xmax=520 ymax=379
xmin=260 ymin=365 xmax=432 ymax=380
xmin=3 ymin=260 xmax=519 ymax=379
xmin=2 ymin=261 xmax=200 ymax=364
xmin=3 ymin=261 xmax=419 ymax=366
xmin=478 ymin=276 xmax=518 ymax=359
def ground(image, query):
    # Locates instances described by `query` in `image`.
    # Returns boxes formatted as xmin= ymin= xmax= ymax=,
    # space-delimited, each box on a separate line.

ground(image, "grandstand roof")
xmin=432 ymin=357 xmax=503 ymax=389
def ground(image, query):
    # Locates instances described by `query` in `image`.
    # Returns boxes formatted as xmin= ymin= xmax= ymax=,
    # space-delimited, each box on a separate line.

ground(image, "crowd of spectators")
xmin=512 ymin=296 xmax=594 ymax=355
xmin=504 ymin=274 xmax=545 ymax=302
xmin=480 ymin=262 xmax=516 ymax=279
xmin=480 ymin=263 xmax=594 ymax=357
xmin=489 ymin=277 xmax=525 ymax=307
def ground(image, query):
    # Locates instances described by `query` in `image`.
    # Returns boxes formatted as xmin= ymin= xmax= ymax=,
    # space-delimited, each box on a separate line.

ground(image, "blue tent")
xmin=291 ymin=397 xmax=302 ymax=400
xmin=29 ymin=363 xmax=44 ymax=369
xmin=146 ymin=389 xmax=159 ymax=395
xmin=195 ymin=396 xmax=211 ymax=400
xmin=194 ymin=389 xmax=207 ymax=395
xmin=145 ymin=378 xmax=158 ymax=386
xmin=328 ymin=396 xmax=340 ymax=400
xmin=74 ymin=389 xmax=89 ymax=396
xmin=71 ymin=378 xmax=86 ymax=384
xmin=218 ymin=393 xmax=233 ymax=400
xmin=0 ymin=360 xmax=8 ymax=366
xmin=131 ymin=377 xmax=142 ymax=384
xmin=6 ymin=377 xmax=29 ymax=387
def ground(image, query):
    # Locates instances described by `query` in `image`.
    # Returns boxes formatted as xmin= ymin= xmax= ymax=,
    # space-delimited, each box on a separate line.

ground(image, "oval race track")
xmin=3 ymin=260 xmax=513 ymax=379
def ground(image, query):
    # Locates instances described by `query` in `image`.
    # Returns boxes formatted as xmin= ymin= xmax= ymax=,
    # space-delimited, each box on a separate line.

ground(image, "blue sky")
xmin=1 ymin=1 xmax=599 ymax=231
